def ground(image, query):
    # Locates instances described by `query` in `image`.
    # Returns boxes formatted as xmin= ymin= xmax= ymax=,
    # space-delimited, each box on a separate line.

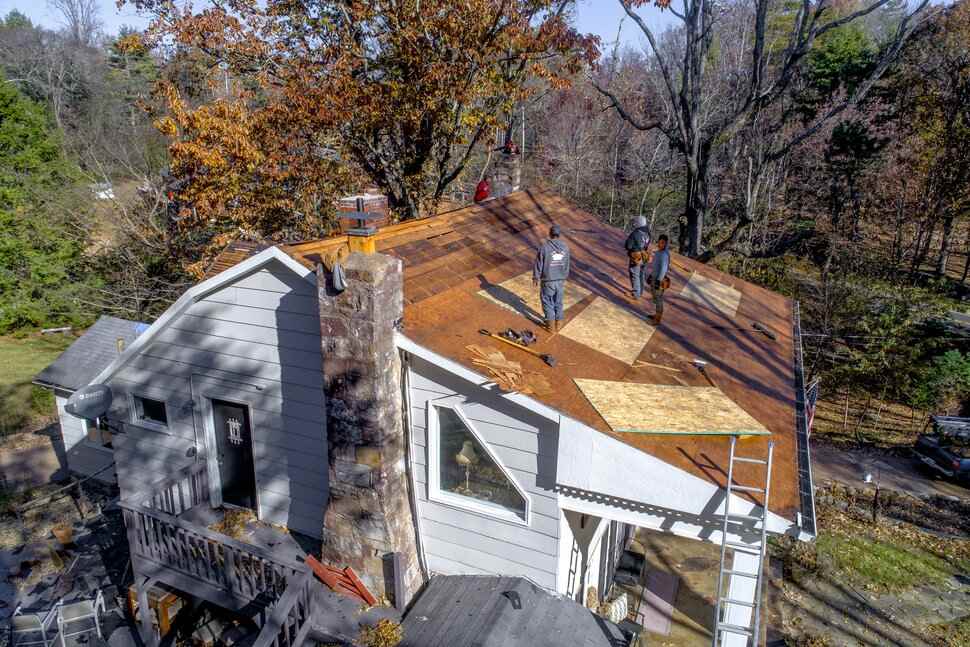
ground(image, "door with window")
xmin=211 ymin=399 xmax=257 ymax=510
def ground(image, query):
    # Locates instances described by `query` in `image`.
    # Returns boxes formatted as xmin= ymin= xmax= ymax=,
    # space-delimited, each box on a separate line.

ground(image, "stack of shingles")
xmin=466 ymin=345 xmax=552 ymax=397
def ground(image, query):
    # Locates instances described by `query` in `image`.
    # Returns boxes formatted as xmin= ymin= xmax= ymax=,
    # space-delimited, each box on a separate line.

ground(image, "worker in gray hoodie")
xmin=532 ymin=224 xmax=571 ymax=332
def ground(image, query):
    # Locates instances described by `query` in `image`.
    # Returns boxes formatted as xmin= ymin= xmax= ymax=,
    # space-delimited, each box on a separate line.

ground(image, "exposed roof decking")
xmin=260 ymin=190 xmax=801 ymax=519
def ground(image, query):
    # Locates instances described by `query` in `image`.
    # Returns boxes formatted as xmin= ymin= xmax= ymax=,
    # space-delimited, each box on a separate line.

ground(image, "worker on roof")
xmin=533 ymin=224 xmax=571 ymax=333
xmin=624 ymin=215 xmax=652 ymax=301
xmin=647 ymin=234 xmax=670 ymax=325
xmin=474 ymin=175 xmax=491 ymax=202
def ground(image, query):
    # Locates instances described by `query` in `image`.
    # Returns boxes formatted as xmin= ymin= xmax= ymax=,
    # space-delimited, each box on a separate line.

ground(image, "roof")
xmin=283 ymin=189 xmax=802 ymax=519
xmin=33 ymin=316 xmax=149 ymax=391
xmin=400 ymin=575 xmax=630 ymax=647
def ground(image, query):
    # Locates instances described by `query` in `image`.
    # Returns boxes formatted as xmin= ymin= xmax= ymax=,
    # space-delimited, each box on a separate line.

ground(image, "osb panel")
xmin=559 ymin=297 xmax=655 ymax=365
xmin=476 ymin=271 xmax=591 ymax=323
xmin=679 ymin=273 xmax=742 ymax=318
xmin=574 ymin=379 xmax=771 ymax=436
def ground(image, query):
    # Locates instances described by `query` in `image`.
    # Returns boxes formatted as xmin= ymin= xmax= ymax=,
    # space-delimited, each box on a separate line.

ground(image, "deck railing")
xmin=118 ymin=462 xmax=316 ymax=645
xmin=252 ymin=570 xmax=315 ymax=647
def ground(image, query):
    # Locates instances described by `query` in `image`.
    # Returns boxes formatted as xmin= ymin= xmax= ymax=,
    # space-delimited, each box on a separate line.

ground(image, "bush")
xmin=357 ymin=619 xmax=403 ymax=647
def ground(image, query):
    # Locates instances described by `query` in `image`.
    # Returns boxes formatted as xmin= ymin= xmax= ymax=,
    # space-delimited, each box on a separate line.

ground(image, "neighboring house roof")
xmin=33 ymin=316 xmax=149 ymax=391
xmin=400 ymin=575 xmax=631 ymax=647
xmin=96 ymin=189 xmax=807 ymax=522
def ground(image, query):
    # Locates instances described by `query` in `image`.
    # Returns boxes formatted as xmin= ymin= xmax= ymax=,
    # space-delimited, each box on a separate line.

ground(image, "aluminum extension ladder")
xmin=712 ymin=436 xmax=774 ymax=647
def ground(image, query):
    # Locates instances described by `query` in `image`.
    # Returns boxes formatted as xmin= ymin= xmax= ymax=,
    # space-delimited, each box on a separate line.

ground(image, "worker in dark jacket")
xmin=647 ymin=234 xmax=671 ymax=325
xmin=533 ymin=224 xmax=571 ymax=333
xmin=625 ymin=215 xmax=651 ymax=300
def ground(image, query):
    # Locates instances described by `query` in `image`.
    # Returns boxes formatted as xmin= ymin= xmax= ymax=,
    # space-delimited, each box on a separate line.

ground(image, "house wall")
xmin=107 ymin=259 xmax=328 ymax=537
xmin=406 ymin=354 xmax=561 ymax=590
xmin=54 ymin=391 xmax=116 ymax=482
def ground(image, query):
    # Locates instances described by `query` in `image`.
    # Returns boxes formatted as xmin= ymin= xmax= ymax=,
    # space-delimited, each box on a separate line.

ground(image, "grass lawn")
xmin=815 ymin=533 xmax=956 ymax=592
xmin=0 ymin=334 xmax=75 ymax=435
xmin=811 ymin=393 xmax=923 ymax=448
xmin=928 ymin=616 xmax=970 ymax=647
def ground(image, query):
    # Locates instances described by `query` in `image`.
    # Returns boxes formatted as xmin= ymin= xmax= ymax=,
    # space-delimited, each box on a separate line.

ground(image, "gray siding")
xmin=54 ymin=393 xmax=116 ymax=482
xmin=108 ymin=260 xmax=327 ymax=537
xmin=407 ymin=355 xmax=561 ymax=590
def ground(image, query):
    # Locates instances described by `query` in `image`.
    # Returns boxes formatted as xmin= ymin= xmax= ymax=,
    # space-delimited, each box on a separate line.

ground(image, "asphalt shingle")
xmin=33 ymin=316 xmax=148 ymax=391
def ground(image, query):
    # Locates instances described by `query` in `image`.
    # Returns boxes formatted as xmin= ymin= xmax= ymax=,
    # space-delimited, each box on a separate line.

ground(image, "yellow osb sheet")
xmin=574 ymin=379 xmax=771 ymax=436
xmin=559 ymin=297 xmax=655 ymax=365
xmin=477 ymin=272 xmax=590 ymax=323
xmin=679 ymin=272 xmax=742 ymax=318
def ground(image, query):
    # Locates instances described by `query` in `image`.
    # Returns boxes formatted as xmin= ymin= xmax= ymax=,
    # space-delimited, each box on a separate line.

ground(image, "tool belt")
xmin=628 ymin=250 xmax=650 ymax=266
xmin=648 ymin=275 xmax=671 ymax=290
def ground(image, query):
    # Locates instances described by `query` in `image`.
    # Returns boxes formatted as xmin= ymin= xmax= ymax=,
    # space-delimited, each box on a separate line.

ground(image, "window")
xmin=430 ymin=405 xmax=528 ymax=522
xmin=132 ymin=395 xmax=168 ymax=428
xmin=85 ymin=417 xmax=113 ymax=449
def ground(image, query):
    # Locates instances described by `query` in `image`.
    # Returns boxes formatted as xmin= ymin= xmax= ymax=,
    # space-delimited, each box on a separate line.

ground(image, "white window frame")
xmin=427 ymin=402 xmax=531 ymax=526
xmin=128 ymin=393 xmax=171 ymax=433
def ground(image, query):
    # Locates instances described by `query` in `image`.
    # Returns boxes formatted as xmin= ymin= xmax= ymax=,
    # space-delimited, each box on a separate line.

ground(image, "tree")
xmin=49 ymin=0 xmax=102 ymax=48
xmin=0 ymin=75 xmax=95 ymax=331
xmin=128 ymin=0 xmax=596 ymax=220
xmin=593 ymin=0 xmax=932 ymax=258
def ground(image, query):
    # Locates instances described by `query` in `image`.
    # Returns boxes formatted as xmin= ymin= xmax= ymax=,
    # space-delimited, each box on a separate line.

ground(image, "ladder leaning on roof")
xmin=712 ymin=436 xmax=774 ymax=647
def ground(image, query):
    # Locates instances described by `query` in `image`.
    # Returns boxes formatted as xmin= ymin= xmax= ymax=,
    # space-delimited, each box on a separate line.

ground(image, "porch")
xmin=118 ymin=463 xmax=315 ymax=647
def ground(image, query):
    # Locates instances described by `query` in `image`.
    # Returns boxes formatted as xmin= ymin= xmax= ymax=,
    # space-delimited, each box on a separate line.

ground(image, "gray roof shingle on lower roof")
xmin=400 ymin=575 xmax=630 ymax=647
xmin=33 ymin=316 xmax=149 ymax=391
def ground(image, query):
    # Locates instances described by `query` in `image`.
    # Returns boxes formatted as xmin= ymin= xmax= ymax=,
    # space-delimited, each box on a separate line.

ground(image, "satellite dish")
xmin=65 ymin=384 xmax=113 ymax=420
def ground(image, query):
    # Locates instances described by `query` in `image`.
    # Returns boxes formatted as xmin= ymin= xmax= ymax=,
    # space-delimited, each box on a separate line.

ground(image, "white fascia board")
xmin=394 ymin=331 xmax=562 ymax=423
xmin=558 ymin=415 xmax=795 ymax=536
xmin=88 ymin=246 xmax=315 ymax=387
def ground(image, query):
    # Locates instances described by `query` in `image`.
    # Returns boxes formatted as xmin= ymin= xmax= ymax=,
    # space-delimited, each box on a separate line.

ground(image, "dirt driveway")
xmin=811 ymin=441 xmax=970 ymax=500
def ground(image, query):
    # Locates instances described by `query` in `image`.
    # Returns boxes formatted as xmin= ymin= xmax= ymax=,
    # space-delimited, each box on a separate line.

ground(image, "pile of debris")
xmin=466 ymin=343 xmax=551 ymax=397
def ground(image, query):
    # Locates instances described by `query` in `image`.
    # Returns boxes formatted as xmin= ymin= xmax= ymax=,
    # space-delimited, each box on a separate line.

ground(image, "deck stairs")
xmin=712 ymin=436 xmax=774 ymax=647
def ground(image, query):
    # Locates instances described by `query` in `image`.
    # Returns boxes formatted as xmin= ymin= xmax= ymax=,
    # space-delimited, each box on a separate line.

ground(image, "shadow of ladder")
xmin=712 ymin=436 xmax=774 ymax=647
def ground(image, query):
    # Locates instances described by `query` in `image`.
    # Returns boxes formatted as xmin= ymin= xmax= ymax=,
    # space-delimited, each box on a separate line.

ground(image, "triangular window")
xmin=431 ymin=405 xmax=528 ymax=522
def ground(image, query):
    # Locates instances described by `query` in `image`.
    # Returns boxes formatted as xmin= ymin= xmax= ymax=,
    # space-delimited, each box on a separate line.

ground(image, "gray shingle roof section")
xmin=33 ymin=316 xmax=148 ymax=391
xmin=400 ymin=575 xmax=631 ymax=647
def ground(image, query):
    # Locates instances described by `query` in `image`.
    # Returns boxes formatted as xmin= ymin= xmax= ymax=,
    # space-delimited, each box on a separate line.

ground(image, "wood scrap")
xmin=632 ymin=360 xmax=682 ymax=373
xmin=466 ymin=344 xmax=552 ymax=396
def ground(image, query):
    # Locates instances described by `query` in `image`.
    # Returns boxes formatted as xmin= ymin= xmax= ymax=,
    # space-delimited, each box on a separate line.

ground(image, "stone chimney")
xmin=317 ymin=250 xmax=423 ymax=605
xmin=490 ymin=149 xmax=522 ymax=199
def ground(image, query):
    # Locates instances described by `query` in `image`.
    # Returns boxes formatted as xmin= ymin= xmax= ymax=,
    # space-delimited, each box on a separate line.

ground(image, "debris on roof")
xmin=33 ymin=316 xmax=148 ymax=391
xmin=574 ymin=380 xmax=771 ymax=437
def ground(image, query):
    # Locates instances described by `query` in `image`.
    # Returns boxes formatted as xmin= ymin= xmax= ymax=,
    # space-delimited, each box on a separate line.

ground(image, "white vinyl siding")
xmin=407 ymin=355 xmax=561 ymax=590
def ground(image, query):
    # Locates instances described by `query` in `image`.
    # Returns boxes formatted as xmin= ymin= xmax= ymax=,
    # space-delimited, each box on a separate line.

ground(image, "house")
xmin=44 ymin=189 xmax=815 ymax=645
xmin=33 ymin=315 xmax=149 ymax=483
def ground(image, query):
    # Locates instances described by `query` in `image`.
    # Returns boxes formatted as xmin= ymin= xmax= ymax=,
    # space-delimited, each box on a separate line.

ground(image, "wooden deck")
xmin=118 ymin=463 xmax=315 ymax=647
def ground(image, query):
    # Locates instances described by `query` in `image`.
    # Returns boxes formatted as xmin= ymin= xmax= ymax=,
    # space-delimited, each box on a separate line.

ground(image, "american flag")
xmin=805 ymin=379 xmax=820 ymax=435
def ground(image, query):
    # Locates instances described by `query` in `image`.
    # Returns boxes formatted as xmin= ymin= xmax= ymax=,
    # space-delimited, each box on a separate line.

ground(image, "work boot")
xmin=545 ymin=319 xmax=554 ymax=333
xmin=651 ymin=312 xmax=663 ymax=325
xmin=554 ymin=320 xmax=561 ymax=333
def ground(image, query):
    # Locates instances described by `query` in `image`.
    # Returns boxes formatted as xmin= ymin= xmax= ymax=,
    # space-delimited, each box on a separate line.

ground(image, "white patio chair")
xmin=56 ymin=590 xmax=105 ymax=647
xmin=10 ymin=602 xmax=61 ymax=647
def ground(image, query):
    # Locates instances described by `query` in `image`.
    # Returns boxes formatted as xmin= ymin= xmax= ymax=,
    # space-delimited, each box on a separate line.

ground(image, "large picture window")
xmin=430 ymin=405 xmax=528 ymax=522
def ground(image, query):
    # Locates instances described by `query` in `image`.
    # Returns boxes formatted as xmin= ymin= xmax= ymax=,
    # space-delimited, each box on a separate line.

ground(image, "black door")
xmin=212 ymin=399 xmax=257 ymax=510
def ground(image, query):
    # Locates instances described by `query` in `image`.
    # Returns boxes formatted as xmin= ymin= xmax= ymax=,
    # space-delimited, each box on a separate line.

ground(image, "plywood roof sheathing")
xmin=574 ymin=379 xmax=771 ymax=436
xmin=477 ymin=272 xmax=590 ymax=323
xmin=559 ymin=296 xmax=656 ymax=365
xmin=679 ymin=272 xmax=743 ymax=318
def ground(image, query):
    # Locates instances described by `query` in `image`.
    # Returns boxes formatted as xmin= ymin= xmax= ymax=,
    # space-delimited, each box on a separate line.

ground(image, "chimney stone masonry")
xmin=317 ymin=251 xmax=423 ymax=605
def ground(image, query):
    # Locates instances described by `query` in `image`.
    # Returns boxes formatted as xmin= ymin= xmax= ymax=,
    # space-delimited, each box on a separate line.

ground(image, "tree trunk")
xmin=937 ymin=213 xmax=955 ymax=277
xmin=684 ymin=159 xmax=708 ymax=258
xmin=960 ymin=226 xmax=970 ymax=284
